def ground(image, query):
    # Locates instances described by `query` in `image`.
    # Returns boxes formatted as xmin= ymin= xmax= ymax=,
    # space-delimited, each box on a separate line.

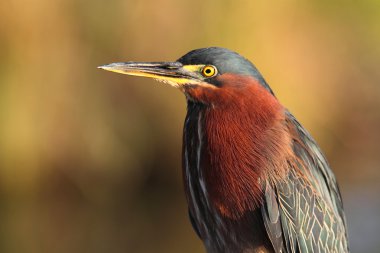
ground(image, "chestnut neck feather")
xmin=184 ymin=74 xmax=292 ymax=219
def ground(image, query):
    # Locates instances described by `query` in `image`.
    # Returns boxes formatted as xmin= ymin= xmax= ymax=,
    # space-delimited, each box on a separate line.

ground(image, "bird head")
xmin=99 ymin=47 xmax=274 ymax=105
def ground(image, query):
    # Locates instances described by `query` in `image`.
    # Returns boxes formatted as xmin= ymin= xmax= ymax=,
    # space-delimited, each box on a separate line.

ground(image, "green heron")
xmin=99 ymin=47 xmax=349 ymax=253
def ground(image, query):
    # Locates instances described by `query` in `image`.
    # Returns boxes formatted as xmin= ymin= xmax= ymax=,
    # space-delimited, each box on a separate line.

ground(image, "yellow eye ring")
xmin=201 ymin=65 xmax=217 ymax=77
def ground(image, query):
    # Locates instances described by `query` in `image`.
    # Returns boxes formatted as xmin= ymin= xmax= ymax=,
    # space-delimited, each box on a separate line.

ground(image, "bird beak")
xmin=98 ymin=62 xmax=202 ymax=87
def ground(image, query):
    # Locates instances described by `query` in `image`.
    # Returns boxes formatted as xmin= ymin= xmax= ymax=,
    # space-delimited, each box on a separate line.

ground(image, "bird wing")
xmin=262 ymin=111 xmax=349 ymax=253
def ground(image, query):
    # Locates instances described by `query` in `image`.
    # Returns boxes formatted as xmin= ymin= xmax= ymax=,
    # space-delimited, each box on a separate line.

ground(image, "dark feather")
xmin=189 ymin=209 xmax=202 ymax=239
xmin=262 ymin=183 xmax=286 ymax=252
xmin=262 ymin=111 xmax=349 ymax=253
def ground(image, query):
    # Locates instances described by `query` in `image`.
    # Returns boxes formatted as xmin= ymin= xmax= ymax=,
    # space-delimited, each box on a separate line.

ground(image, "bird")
xmin=99 ymin=47 xmax=349 ymax=253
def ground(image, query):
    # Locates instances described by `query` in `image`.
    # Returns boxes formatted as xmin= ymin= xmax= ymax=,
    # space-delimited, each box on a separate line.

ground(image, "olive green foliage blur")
xmin=0 ymin=0 xmax=380 ymax=253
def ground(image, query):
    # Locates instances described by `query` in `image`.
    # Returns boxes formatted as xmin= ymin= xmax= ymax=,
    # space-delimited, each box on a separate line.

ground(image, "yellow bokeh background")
xmin=1 ymin=0 xmax=379 ymax=252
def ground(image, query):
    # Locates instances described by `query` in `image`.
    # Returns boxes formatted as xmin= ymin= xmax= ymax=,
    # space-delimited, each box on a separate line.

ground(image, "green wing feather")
xmin=262 ymin=111 xmax=349 ymax=253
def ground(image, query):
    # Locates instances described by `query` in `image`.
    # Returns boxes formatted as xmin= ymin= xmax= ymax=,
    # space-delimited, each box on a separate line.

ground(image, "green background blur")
xmin=1 ymin=0 xmax=380 ymax=252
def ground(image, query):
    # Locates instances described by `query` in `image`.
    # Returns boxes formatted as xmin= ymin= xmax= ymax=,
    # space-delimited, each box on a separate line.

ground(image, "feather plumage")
xmin=262 ymin=111 xmax=348 ymax=253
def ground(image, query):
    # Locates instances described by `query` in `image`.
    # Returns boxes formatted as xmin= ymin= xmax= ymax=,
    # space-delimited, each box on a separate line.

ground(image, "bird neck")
xmin=183 ymin=77 xmax=293 ymax=219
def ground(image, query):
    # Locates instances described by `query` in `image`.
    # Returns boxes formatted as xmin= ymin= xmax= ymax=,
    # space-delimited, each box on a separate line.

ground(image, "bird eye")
xmin=201 ymin=65 xmax=217 ymax=77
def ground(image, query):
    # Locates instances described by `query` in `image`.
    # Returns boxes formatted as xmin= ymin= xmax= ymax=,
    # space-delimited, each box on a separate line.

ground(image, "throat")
xmin=183 ymin=92 xmax=291 ymax=220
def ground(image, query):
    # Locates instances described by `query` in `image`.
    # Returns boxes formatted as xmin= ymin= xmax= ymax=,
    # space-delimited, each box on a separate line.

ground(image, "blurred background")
xmin=1 ymin=0 xmax=379 ymax=252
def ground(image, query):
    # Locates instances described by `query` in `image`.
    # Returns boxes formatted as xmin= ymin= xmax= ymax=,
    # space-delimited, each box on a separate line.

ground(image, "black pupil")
xmin=205 ymin=68 xmax=211 ymax=74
